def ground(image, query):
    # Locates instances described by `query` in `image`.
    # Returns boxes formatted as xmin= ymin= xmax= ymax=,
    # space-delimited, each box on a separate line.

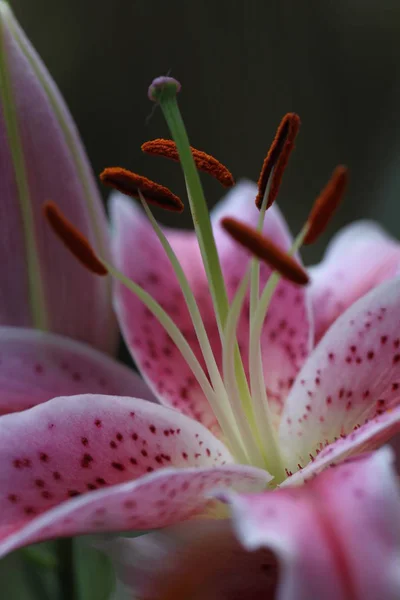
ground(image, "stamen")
xmin=142 ymin=139 xmax=235 ymax=188
xmin=44 ymin=204 xmax=221 ymax=422
xmin=255 ymin=113 xmax=301 ymax=210
xmin=221 ymin=217 xmax=309 ymax=286
xmin=223 ymin=270 xmax=269 ymax=469
xmin=137 ymin=191 xmax=246 ymax=461
xmin=43 ymin=202 xmax=108 ymax=276
xmin=248 ymin=227 xmax=307 ymax=483
xmin=100 ymin=168 xmax=184 ymax=213
xmin=304 ymin=166 xmax=348 ymax=244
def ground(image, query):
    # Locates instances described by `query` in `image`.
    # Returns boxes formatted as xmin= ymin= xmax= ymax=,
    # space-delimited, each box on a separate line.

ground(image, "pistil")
xmin=148 ymin=76 xmax=254 ymax=450
xmin=148 ymin=77 xmax=230 ymax=335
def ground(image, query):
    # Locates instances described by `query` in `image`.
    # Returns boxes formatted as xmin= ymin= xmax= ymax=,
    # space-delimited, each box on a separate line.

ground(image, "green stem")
xmin=23 ymin=560 xmax=52 ymax=600
xmin=56 ymin=538 xmax=75 ymax=600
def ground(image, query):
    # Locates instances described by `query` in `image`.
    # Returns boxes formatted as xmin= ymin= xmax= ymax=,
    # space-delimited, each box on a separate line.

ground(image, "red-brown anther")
xmin=142 ymin=139 xmax=235 ymax=188
xmin=44 ymin=202 xmax=108 ymax=276
xmin=100 ymin=167 xmax=184 ymax=213
xmin=304 ymin=166 xmax=348 ymax=245
xmin=221 ymin=217 xmax=309 ymax=286
xmin=255 ymin=113 xmax=301 ymax=210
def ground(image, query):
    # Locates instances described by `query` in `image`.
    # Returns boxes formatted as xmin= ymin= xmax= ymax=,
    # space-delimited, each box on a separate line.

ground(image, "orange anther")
xmin=44 ymin=202 xmax=108 ymax=276
xmin=142 ymin=139 xmax=235 ymax=188
xmin=222 ymin=217 xmax=309 ymax=285
xmin=304 ymin=166 xmax=348 ymax=245
xmin=255 ymin=113 xmax=300 ymax=210
xmin=100 ymin=167 xmax=184 ymax=213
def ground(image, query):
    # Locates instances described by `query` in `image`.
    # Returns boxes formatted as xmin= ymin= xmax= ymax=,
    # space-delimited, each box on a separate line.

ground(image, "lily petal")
xmin=284 ymin=405 xmax=400 ymax=485
xmin=212 ymin=181 xmax=312 ymax=422
xmin=0 ymin=465 xmax=267 ymax=559
xmin=0 ymin=394 xmax=269 ymax=556
xmin=101 ymin=520 xmax=280 ymax=600
xmin=0 ymin=4 xmax=116 ymax=352
xmin=310 ymin=221 xmax=400 ymax=342
xmin=280 ymin=277 xmax=400 ymax=470
xmin=110 ymin=193 xmax=219 ymax=432
xmin=222 ymin=448 xmax=400 ymax=600
xmin=101 ymin=449 xmax=400 ymax=600
xmin=111 ymin=181 xmax=312 ymax=432
xmin=0 ymin=326 xmax=155 ymax=415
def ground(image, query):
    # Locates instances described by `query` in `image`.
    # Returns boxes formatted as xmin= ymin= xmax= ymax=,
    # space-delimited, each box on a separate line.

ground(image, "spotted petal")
xmin=279 ymin=277 xmax=400 ymax=471
xmin=0 ymin=394 xmax=268 ymax=556
xmin=101 ymin=449 xmax=400 ymax=600
xmin=284 ymin=406 xmax=400 ymax=486
xmin=110 ymin=193 xmax=220 ymax=432
xmin=212 ymin=181 xmax=312 ymax=423
xmin=0 ymin=327 xmax=155 ymax=415
xmin=111 ymin=181 xmax=312 ymax=433
xmin=310 ymin=221 xmax=400 ymax=342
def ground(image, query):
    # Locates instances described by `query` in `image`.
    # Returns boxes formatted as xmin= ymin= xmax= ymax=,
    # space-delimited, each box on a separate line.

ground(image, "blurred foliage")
xmin=3 ymin=0 xmax=400 ymax=597
xmin=2 ymin=539 xmax=115 ymax=600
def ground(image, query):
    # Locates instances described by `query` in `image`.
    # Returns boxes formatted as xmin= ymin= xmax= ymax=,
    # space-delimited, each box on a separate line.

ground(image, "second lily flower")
xmin=0 ymin=2 xmax=116 ymax=352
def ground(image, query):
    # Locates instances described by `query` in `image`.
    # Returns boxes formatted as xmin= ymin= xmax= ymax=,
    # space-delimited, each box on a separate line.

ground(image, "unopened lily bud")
xmin=0 ymin=2 xmax=116 ymax=353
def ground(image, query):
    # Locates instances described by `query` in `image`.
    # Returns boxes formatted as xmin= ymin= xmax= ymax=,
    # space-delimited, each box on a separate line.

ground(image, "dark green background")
xmin=11 ymin=0 xmax=400 ymax=261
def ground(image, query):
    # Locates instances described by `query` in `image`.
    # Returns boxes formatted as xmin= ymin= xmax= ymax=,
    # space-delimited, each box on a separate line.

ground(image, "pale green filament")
xmin=104 ymin=259 xmax=251 ymax=460
xmin=105 ymin=264 xmax=210 ymax=401
xmin=249 ymin=271 xmax=285 ymax=480
xmin=0 ymin=11 xmax=48 ymax=329
xmin=250 ymin=176 xmax=272 ymax=316
xmin=137 ymin=192 xmax=248 ymax=462
xmin=223 ymin=271 xmax=267 ymax=469
xmin=248 ymin=225 xmax=309 ymax=482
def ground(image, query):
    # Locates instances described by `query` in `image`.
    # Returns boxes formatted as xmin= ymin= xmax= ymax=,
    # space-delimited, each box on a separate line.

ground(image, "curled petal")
xmin=223 ymin=448 xmax=400 ymax=600
xmin=280 ymin=277 xmax=400 ymax=470
xmin=0 ymin=394 xmax=270 ymax=556
xmin=0 ymin=465 xmax=268 ymax=558
xmin=284 ymin=405 xmax=400 ymax=486
xmin=0 ymin=326 xmax=155 ymax=415
xmin=310 ymin=221 xmax=400 ymax=342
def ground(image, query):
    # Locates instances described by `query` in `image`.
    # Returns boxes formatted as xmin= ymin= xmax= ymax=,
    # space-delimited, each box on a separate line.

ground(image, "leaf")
xmin=74 ymin=537 xmax=116 ymax=600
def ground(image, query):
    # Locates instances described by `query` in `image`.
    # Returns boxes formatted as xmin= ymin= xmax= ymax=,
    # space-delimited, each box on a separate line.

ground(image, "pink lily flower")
xmin=0 ymin=3 xmax=116 ymax=352
xmin=0 ymin=75 xmax=400 ymax=567
xmin=102 ymin=448 xmax=400 ymax=600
